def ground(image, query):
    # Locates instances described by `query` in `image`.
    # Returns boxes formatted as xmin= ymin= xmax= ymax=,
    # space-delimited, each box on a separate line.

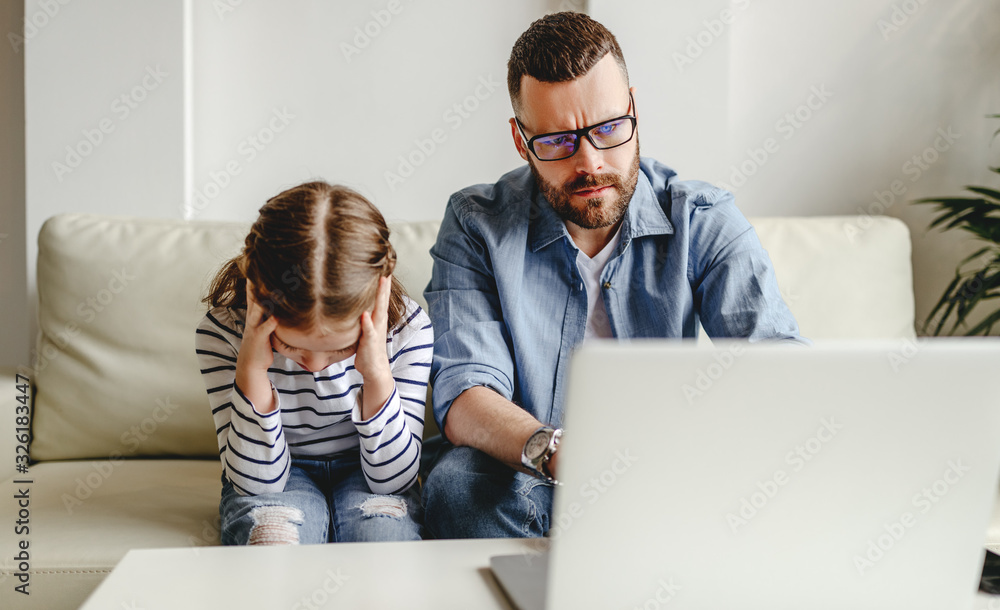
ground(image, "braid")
xmin=380 ymin=241 xmax=397 ymax=277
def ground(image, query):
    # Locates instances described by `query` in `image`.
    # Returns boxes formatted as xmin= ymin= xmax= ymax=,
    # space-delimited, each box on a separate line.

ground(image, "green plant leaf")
xmin=914 ymin=197 xmax=987 ymax=206
xmin=925 ymin=274 xmax=961 ymax=322
xmin=943 ymin=209 xmax=990 ymax=231
xmin=927 ymin=275 xmax=962 ymax=335
xmin=965 ymin=308 xmax=1000 ymax=336
xmin=956 ymin=219 xmax=1000 ymax=244
xmin=913 ymin=114 xmax=1000 ymax=336
xmin=966 ymin=186 xmax=1000 ymax=202
xmin=916 ymin=198 xmax=1000 ymax=228
xmin=917 ymin=199 xmax=986 ymax=229
xmin=960 ymin=246 xmax=994 ymax=265
xmin=951 ymin=271 xmax=995 ymax=331
xmin=935 ymin=300 xmax=960 ymax=335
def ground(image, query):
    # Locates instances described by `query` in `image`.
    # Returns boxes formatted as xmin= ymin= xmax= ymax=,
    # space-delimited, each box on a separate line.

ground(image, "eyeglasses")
xmin=516 ymin=93 xmax=637 ymax=161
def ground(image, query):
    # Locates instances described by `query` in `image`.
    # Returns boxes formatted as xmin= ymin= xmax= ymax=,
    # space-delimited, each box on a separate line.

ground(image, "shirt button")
xmin=602 ymin=281 xmax=611 ymax=289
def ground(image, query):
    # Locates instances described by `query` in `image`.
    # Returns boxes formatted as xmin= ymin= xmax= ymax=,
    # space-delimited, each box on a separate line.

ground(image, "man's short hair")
xmin=507 ymin=11 xmax=629 ymax=117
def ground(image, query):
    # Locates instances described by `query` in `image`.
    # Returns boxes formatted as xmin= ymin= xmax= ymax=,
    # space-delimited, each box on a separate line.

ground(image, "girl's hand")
xmin=355 ymin=276 xmax=395 ymax=419
xmin=235 ymin=281 xmax=279 ymax=413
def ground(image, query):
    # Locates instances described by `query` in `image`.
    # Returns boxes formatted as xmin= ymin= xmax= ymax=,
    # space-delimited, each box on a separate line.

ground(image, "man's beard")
xmin=529 ymin=142 xmax=641 ymax=230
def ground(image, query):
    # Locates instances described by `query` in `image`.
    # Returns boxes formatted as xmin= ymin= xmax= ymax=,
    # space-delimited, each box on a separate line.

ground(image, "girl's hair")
xmin=204 ymin=181 xmax=408 ymax=332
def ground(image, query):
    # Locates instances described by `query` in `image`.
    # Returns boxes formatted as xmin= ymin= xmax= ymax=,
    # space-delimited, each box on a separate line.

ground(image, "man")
xmin=422 ymin=12 xmax=803 ymax=539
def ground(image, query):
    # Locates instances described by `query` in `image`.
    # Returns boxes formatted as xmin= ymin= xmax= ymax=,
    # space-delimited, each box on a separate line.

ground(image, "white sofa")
xmin=0 ymin=211 xmax=964 ymax=609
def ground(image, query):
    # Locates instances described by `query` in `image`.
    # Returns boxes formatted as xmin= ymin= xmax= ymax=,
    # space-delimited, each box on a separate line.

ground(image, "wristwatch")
xmin=521 ymin=426 xmax=562 ymax=484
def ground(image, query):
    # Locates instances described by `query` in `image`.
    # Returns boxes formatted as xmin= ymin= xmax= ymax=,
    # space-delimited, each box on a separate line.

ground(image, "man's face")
xmin=511 ymin=53 xmax=640 ymax=230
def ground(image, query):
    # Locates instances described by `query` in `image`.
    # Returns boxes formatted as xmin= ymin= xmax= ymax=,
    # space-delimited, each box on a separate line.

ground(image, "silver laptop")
xmin=491 ymin=340 xmax=1000 ymax=610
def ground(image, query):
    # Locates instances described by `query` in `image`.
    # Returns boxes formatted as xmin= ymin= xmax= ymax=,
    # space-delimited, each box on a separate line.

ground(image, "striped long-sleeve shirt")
xmin=195 ymin=296 xmax=433 ymax=496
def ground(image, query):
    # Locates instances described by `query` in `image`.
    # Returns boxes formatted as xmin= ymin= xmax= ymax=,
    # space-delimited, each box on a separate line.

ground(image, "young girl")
xmin=195 ymin=181 xmax=432 ymax=545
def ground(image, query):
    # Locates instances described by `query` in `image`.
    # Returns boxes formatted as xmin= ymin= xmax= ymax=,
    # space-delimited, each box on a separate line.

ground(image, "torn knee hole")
xmin=248 ymin=505 xmax=304 ymax=545
xmin=360 ymin=495 xmax=408 ymax=519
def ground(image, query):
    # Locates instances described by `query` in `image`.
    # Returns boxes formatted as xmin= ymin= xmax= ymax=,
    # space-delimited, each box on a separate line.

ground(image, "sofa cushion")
xmin=32 ymin=215 xmax=249 ymax=460
xmin=0 ymin=459 xmax=221 ymax=610
xmin=752 ymin=216 xmax=916 ymax=340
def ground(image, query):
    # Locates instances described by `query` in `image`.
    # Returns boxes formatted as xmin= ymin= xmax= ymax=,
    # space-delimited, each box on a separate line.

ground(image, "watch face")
xmin=525 ymin=430 xmax=550 ymax=460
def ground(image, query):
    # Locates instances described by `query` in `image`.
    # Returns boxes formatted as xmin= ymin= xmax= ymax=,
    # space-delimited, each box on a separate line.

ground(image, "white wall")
xmin=594 ymin=0 xmax=1000 ymax=334
xmin=187 ymin=0 xmax=546 ymax=225
xmin=10 ymin=0 xmax=558 ymax=368
xmin=20 ymin=0 xmax=188 ymax=369
xmin=5 ymin=0 xmax=1000 ymax=368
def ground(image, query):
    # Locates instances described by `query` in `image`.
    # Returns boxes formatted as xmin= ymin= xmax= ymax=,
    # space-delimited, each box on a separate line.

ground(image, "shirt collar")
xmin=528 ymin=161 xmax=674 ymax=253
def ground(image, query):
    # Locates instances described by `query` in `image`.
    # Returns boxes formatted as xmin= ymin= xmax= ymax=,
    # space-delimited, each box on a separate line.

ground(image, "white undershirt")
xmin=575 ymin=225 xmax=622 ymax=339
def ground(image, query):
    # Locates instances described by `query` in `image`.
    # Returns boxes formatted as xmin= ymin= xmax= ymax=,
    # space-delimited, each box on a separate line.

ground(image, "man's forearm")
xmin=443 ymin=386 xmax=544 ymax=471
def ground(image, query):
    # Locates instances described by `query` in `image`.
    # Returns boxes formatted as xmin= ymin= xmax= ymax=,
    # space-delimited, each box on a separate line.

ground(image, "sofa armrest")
xmin=0 ymin=366 xmax=31 ymax=483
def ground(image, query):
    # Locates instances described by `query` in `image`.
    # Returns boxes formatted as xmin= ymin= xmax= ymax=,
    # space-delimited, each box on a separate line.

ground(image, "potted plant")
xmin=915 ymin=115 xmax=1000 ymax=336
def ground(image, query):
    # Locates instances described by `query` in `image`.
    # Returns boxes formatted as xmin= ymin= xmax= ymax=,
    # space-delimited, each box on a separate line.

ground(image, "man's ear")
xmin=629 ymin=86 xmax=637 ymax=119
xmin=510 ymin=118 xmax=529 ymax=161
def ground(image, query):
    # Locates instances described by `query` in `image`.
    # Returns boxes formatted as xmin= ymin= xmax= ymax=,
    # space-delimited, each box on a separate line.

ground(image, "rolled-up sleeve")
xmin=424 ymin=195 xmax=516 ymax=437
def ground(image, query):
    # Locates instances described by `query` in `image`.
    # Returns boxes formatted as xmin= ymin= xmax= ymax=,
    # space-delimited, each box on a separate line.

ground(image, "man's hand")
xmin=235 ymin=281 xmax=278 ymax=413
xmin=356 ymin=276 xmax=395 ymax=420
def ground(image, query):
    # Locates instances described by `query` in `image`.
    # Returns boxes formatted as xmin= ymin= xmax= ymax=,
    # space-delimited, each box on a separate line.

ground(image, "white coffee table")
xmin=79 ymin=537 xmax=548 ymax=609
xmin=79 ymin=537 xmax=1000 ymax=609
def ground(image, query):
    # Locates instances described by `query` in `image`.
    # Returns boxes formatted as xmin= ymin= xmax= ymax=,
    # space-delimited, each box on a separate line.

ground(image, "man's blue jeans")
xmin=220 ymin=456 xmax=422 ymax=545
xmin=422 ymin=446 xmax=554 ymax=538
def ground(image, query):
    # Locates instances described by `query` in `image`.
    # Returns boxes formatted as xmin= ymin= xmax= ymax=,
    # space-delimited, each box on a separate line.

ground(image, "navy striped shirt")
xmin=195 ymin=296 xmax=433 ymax=496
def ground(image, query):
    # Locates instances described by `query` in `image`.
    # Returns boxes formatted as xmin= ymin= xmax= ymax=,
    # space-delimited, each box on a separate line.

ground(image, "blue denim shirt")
xmin=425 ymin=157 xmax=803 ymax=433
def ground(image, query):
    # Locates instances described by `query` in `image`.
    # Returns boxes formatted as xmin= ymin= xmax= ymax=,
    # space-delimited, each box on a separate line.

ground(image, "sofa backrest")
xmin=32 ymin=215 xmax=249 ymax=461
xmin=751 ymin=216 xmax=915 ymax=340
xmin=29 ymin=213 xmax=914 ymax=462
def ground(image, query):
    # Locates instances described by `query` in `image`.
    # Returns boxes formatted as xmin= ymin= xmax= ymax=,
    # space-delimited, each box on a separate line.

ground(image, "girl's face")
xmin=270 ymin=318 xmax=361 ymax=373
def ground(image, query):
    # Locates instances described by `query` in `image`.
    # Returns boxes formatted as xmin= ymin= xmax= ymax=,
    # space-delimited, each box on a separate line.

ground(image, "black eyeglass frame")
xmin=515 ymin=92 xmax=637 ymax=162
